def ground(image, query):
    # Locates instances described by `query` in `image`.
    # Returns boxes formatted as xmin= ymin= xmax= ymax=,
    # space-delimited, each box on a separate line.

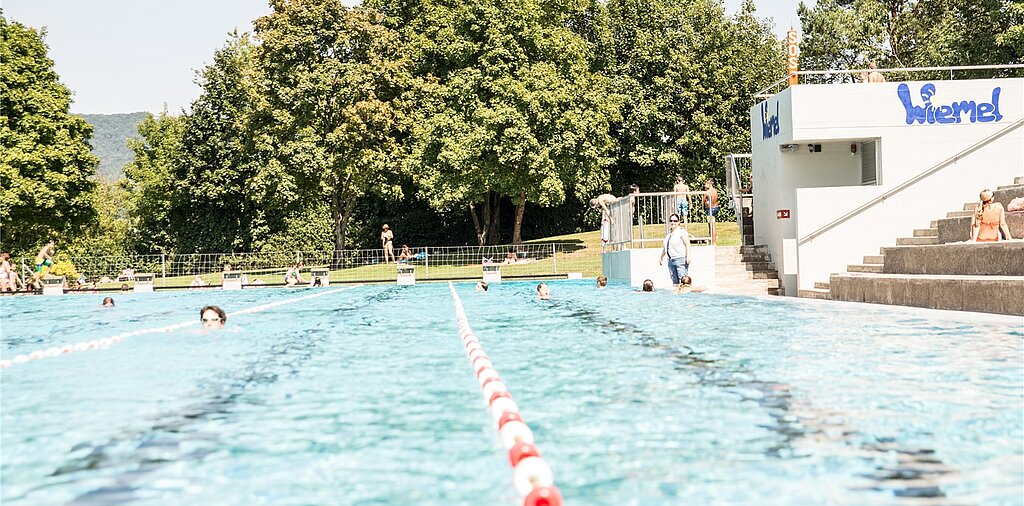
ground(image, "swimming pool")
xmin=2 ymin=282 xmax=1022 ymax=504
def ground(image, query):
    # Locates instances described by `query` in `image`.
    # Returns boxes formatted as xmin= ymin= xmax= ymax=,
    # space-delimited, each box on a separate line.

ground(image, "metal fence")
xmin=604 ymin=191 xmax=715 ymax=251
xmin=19 ymin=242 xmax=598 ymax=290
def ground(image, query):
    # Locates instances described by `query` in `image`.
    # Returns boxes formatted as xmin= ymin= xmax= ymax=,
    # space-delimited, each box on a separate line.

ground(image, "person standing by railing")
xmin=673 ymin=176 xmax=690 ymax=227
xmin=703 ymin=179 xmax=719 ymax=244
xmin=590 ymin=193 xmax=617 ymax=244
xmin=658 ymin=213 xmax=691 ymax=285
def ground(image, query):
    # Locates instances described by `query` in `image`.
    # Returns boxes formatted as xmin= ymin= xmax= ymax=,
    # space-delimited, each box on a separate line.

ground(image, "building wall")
xmin=751 ymin=78 xmax=1024 ymax=294
xmin=602 ymin=246 xmax=716 ymax=290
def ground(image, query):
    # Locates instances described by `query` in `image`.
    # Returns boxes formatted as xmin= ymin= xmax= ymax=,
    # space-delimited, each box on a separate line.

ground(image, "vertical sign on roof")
xmin=787 ymin=28 xmax=799 ymax=86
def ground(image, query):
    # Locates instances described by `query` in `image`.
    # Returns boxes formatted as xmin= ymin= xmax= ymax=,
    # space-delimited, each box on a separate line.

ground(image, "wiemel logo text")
xmin=761 ymin=101 xmax=780 ymax=139
xmin=897 ymin=83 xmax=1002 ymax=125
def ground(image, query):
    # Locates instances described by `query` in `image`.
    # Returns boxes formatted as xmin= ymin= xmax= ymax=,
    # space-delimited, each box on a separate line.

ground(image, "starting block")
xmin=222 ymin=271 xmax=243 ymax=290
xmin=483 ymin=264 xmax=501 ymax=283
xmin=42 ymin=275 xmax=65 ymax=296
xmin=134 ymin=273 xmax=155 ymax=293
xmin=310 ymin=267 xmax=330 ymax=287
xmin=397 ymin=264 xmax=416 ymax=285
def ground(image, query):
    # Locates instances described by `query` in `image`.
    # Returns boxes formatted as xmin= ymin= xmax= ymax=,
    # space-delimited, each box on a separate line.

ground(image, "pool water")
xmin=2 ymin=282 xmax=1022 ymax=505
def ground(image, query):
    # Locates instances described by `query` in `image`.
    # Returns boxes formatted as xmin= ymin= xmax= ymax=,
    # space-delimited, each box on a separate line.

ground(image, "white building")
xmin=750 ymin=78 xmax=1023 ymax=295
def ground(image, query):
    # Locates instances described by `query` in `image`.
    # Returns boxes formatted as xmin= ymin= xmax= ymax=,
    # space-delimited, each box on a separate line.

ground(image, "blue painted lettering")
xmin=898 ymin=83 xmax=1002 ymax=125
xmin=761 ymin=101 xmax=780 ymax=140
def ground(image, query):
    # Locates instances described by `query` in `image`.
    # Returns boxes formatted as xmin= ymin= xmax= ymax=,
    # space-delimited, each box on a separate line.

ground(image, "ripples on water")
xmin=1 ymin=282 xmax=1021 ymax=505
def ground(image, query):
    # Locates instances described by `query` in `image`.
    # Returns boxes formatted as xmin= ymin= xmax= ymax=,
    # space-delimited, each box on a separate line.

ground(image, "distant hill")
xmin=78 ymin=112 xmax=148 ymax=181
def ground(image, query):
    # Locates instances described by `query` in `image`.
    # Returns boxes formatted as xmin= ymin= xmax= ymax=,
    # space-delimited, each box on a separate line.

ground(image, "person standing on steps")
xmin=659 ymin=213 xmax=691 ymax=286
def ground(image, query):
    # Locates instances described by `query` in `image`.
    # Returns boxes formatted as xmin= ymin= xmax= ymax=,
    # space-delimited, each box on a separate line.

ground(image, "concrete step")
xmin=716 ymin=262 xmax=776 ymax=272
xmin=929 ymin=220 xmax=938 ymax=228
xmin=946 ymin=210 xmax=974 ymax=218
xmin=1016 ymin=176 xmax=1023 ymax=185
xmin=742 ymin=234 xmax=755 ymax=246
xmin=997 ymin=184 xmax=1023 ymax=191
xmin=938 ymin=212 xmax=1024 ymax=244
xmin=715 ymin=253 xmax=772 ymax=263
xmin=863 ymin=255 xmax=884 ymax=264
xmin=882 ymin=242 xmax=1024 ymax=276
xmin=813 ymin=281 xmax=830 ymax=290
xmin=829 ymin=272 xmax=1024 ymax=316
xmin=896 ymin=236 xmax=940 ymax=246
xmin=718 ymin=245 xmax=770 ymax=254
xmin=963 ymin=202 xmax=978 ymax=211
xmin=913 ymin=228 xmax=938 ymax=237
xmin=798 ymin=288 xmax=831 ymax=300
xmin=717 ymin=270 xmax=779 ymax=281
xmin=848 ymin=263 xmax=885 ymax=273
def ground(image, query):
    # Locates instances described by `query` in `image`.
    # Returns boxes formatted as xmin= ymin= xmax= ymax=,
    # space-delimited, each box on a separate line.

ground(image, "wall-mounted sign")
xmin=897 ymin=83 xmax=1003 ymax=125
xmin=786 ymin=29 xmax=799 ymax=86
xmin=761 ymin=101 xmax=780 ymax=140
xmin=776 ymin=209 xmax=791 ymax=219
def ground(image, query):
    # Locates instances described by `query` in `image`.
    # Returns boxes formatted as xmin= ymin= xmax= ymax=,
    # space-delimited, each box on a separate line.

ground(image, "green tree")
xmin=173 ymin=33 xmax=266 ymax=253
xmin=0 ymin=15 xmax=98 ymax=255
xmin=382 ymin=0 xmax=618 ymax=245
xmin=253 ymin=1 xmax=413 ymax=255
xmin=64 ymin=180 xmax=132 ymax=258
xmin=121 ymin=110 xmax=184 ymax=254
xmin=607 ymin=0 xmax=783 ymax=192
xmin=798 ymin=0 xmax=1023 ymax=81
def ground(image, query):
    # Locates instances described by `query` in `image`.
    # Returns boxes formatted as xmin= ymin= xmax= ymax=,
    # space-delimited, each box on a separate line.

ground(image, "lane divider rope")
xmin=0 ymin=287 xmax=355 ymax=369
xmin=448 ymin=282 xmax=563 ymax=506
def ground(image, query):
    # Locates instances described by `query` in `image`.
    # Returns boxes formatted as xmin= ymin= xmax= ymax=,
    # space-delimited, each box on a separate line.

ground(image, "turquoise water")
xmin=1 ymin=282 xmax=1022 ymax=505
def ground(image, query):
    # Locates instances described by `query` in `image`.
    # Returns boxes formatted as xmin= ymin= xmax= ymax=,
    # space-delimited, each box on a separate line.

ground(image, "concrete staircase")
xmin=715 ymin=245 xmax=784 ymax=296
xmin=825 ymin=176 xmax=1024 ymax=316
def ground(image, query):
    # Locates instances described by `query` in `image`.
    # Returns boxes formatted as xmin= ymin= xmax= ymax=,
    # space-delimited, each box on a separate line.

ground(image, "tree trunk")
xmin=487 ymin=191 xmax=501 ymax=245
xmin=331 ymin=188 xmax=357 ymax=268
xmin=512 ymin=191 xmax=526 ymax=245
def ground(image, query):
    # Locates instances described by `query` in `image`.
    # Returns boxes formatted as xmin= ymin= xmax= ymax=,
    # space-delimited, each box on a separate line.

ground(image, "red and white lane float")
xmin=0 ymin=287 xmax=351 ymax=369
xmin=448 ymin=282 xmax=564 ymax=506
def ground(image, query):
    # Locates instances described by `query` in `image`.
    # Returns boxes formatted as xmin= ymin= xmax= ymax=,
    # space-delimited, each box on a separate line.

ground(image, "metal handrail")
xmin=755 ymin=64 xmax=1024 ymax=98
xmin=798 ymin=117 xmax=1024 ymax=246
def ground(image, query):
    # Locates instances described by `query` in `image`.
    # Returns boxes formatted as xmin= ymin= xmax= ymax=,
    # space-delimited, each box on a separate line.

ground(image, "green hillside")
xmin=78 ymin=112 xmax=147 ymax=181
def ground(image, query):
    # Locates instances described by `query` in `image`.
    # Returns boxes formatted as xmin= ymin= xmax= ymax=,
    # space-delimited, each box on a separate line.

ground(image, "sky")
xmin=3 ymin=0 xmax=814 ymax=114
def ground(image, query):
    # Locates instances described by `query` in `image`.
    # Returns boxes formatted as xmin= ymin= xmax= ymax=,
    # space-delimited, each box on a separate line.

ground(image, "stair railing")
xmin=799 ymin=117 xmax=1024 ymax=246
xmin=726 ymin=154 xmax=752 ymax=245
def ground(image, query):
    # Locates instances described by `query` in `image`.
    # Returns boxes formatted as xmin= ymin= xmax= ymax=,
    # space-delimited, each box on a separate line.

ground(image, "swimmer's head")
xmin=102 ymin=297 xmax=115 ymax=307
xmin=201 ymin=305 xmax=226 ymax=329
xmin=642 ymin=279 xmax=654 ymax=292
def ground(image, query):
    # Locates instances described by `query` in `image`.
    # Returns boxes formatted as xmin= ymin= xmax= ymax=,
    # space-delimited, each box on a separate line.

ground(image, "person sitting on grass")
xmin=398 ymin=245 xmax=413 ymax=262
xmin=674 ymin=276 xmax=707 ymax=294
xmin=284 ymin=262 xmax=306 ymax=286
xmin=189 ymin=275 xmax=207 ymax=289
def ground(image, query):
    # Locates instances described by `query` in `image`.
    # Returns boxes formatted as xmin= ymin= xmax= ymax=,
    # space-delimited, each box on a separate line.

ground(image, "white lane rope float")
xmin=448 ymin=282 xmax=564 ymax=506
xmin=0 ymin=287 xmax=356 ymax=369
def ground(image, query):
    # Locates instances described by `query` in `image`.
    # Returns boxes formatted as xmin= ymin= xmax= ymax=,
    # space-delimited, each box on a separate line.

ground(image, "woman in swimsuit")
xmin=284 ymin=262 xmax=305 ymax=286
xmin=971 ymin=189 xmax=1013 ymax=242
xmin=0 ymin=252 xmax=15 ymax=292
xmin=381 ymin=224 xmax=395 ymax=264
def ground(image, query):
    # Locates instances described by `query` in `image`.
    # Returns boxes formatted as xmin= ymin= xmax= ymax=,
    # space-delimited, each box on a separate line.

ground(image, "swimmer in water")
xmin=200 ymin=305 xmax=226 ymax=329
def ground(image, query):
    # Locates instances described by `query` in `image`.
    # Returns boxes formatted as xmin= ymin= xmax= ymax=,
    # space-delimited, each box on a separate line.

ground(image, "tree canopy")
xmin=0 ymin=15 xmax=98 ymax=256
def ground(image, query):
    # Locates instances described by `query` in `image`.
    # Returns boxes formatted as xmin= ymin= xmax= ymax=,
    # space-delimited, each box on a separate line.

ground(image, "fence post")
xmin=161 ymin=254 xmax=166 ymax=287
xmin=425 ymin=247 xmax=429 ymax=279
xmin=552 ymin=243 xmax=557 ymax=274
